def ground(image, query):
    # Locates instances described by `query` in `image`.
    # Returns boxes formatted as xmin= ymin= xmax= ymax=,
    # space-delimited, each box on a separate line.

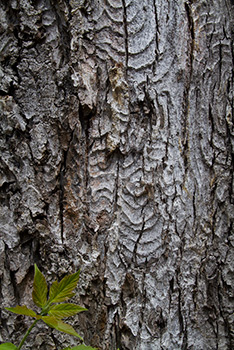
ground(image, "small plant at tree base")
xmin=0 ymin=264 xmax=97 ymax=350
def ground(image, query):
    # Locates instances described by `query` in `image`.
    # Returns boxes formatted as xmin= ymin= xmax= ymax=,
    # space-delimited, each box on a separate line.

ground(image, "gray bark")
xmin=0 ymin=0 xmax=234 ymax=349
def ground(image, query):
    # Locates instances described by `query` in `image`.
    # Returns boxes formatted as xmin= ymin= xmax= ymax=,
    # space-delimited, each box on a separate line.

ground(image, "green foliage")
xmin=48 ymin=271 xmax=80 ymax=304
xmin=48 ymin=303 xmax=87 ymax=318
xmin=1 ymin=264 xmax=97 ymax=350
xmin=32 ymin=264 xmax=48 ymax=308
xmin=5 ymin=305 xmax=39 ymax=318
xmin=42 ymin=316 xmax=83 ymax=339
xmin=0 ymin=343 xmax=18 ymax=350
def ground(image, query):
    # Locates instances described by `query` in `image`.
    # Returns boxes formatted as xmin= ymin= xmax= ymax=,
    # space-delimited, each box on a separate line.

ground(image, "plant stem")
xmin=17 ymin=319 xmax=40 ymax=350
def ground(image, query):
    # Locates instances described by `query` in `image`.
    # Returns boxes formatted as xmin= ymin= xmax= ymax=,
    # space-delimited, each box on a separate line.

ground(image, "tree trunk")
xmin=0 ymin=0 xmax=234 ymax=349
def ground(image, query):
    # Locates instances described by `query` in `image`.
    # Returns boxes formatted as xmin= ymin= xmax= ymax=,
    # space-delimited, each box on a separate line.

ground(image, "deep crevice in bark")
xmin=59 ymin=128 xmax=74 ymax=243
xmin=153 ymin=0 xmax=159 ymax=65
xmin=182 ymin=2 xmax=195 ymax=180
xmin=79 ymin=104 xmax=96 ymax=224
xmin=121 ymin=0 xmax=129 ymax=76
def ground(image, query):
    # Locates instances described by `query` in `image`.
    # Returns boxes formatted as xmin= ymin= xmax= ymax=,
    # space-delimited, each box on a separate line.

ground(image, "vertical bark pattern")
xmin=0 ymin=1 xmax=233 ymax=349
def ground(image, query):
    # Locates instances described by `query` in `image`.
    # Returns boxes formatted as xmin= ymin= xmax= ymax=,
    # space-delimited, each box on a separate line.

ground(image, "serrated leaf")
xmin=42 ymin=316 xmax=83 ymax=340
xmin=0 ymin=343 xmax=18 ymax=350
xmin=48 ymin=271 xmax=80 ymax=304
xmin=48 ymin=303 xmax=87 ymax=318
xmin=5 ymin=305 xmax=40 ymax=318
xmin=32 ymin=264 xmax=48 ymax=308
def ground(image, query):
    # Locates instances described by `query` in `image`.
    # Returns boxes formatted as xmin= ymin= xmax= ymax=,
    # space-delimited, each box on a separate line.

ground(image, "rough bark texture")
xmin=0 ymin=0 xmax=234 ymax=349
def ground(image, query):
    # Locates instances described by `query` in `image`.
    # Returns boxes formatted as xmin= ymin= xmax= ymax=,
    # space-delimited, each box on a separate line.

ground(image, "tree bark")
xmin=0 ymin=0 xmax=234 ymax=349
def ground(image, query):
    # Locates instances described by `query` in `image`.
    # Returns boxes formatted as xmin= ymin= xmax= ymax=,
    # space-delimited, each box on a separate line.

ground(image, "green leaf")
xmin=42 ymin=316 xmax=83 ymax=340
xmin=5 ymin=305 xmax=40 ymax=318
xmin=0 ymin=343 xmax=18 ymax=350
xmin=48 ymin=271 xmax=80 ymax=304
xmin=32 ymin=264 xmax=48 ymax=308
xmin=48 ymin=303 xmax=87 ymax=318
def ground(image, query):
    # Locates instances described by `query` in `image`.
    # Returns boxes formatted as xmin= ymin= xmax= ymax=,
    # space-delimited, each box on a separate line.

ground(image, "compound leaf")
xmin=48 ymin=303 xmax=87 ymax=319
xmin=48 ymin=271 xmax=80 ymax=304
xmin=0 ymin=343 xmax=18 ymax=350
xmin=5 ymin=305 xmax=39 ymax=318
xmin=32 ymin=264 xmax=48 ymax=308
xmin=42 ymin=316 xmax=83 ymax=340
